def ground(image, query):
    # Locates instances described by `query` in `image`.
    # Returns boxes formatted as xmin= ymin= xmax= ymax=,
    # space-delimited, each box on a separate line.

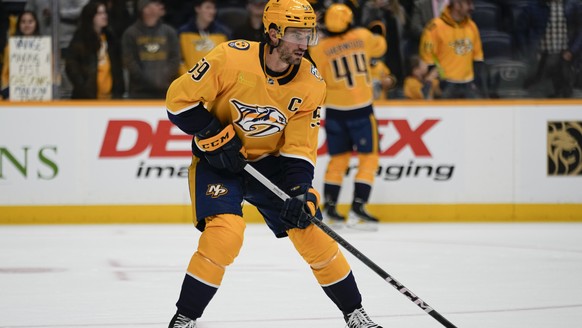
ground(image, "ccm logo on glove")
xmin=195 ymin=125 xmax=236 ymax=152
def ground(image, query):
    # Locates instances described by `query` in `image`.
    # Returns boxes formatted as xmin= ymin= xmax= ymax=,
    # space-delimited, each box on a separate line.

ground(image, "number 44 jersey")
xmin=309 ymin=28 xmax=386 ymax=111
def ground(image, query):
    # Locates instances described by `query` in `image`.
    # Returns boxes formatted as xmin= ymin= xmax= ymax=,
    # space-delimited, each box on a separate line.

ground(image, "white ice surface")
xmin=1 ymin=223 xmax=581 ymax=328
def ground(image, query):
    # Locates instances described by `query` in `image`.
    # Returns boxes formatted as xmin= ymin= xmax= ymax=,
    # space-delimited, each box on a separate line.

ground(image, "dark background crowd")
xmin=1 ymin=0 xmax=581 ymax=100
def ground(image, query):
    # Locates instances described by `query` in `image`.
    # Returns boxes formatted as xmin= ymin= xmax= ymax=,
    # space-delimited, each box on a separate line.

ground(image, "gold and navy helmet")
xmin=324 ymin=3 xmax=353 ymax=33
xmin=263 ymin=0 xmax=318 ymax=45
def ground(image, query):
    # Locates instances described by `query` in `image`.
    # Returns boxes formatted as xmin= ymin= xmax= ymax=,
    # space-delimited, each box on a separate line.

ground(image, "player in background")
xmin=309 ymin=3 xmax=387 ymax=231
xmin=164 ymin=0 xmax=384 ymax=327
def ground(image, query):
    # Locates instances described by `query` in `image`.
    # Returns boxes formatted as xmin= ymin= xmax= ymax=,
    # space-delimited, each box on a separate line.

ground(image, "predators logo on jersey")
xmin=206 ymin=184 xmax=229 ymax=198
xmin=166 ymin=41 xmax=326 ymax=164
xmin=231 ymin=99 xmax=287 ymax=137
xmin=419 ymin=7 xmax=483 ymax=82
xmin=449 ymin=39 xmax=474 ymax=56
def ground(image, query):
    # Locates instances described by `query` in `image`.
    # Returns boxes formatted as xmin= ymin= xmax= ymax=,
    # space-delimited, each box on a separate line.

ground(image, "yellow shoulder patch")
xmin=228 ymin=40 xmax=251 ymax=50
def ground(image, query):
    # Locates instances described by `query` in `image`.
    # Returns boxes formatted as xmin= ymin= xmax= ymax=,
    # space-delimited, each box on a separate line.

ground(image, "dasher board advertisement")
xmin=1 ymin=100 xmax=581 ymax=222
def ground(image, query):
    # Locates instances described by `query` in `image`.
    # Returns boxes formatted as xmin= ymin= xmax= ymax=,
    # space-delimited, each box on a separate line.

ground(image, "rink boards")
xmin=1 ymin=99 xmax=581 ymax=223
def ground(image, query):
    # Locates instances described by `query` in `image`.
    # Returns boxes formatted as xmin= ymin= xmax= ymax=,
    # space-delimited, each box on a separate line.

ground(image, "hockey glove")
xmin=279 ymin=184 xmax=321 ymax=229
xmin=194 ymin=118 xmax=247 ymax=173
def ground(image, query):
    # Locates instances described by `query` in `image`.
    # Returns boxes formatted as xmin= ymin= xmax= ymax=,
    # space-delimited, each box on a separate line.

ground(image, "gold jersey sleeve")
xmin=166 ymin=40 xmax=326 ymax=165
xmin=309 ymin=28 xmax=386 ymax=110
xmin=419 ymin=9 xmax=484 ymax=83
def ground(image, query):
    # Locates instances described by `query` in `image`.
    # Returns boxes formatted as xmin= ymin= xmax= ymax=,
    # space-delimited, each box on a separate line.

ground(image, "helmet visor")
xmin=280 ymin=27 xmax=319 ymax=46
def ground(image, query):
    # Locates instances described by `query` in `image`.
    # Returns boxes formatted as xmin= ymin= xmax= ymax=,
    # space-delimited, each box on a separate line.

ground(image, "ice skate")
xmin=345 ymin=307 xmax=383 ymax=328
xmin=347 ymin=201 xmax=379 ymax=232
xmin=169 ymin=313 xmax=196 ymax=328
xmin=323 ymin=202 xmax=346 ymax=229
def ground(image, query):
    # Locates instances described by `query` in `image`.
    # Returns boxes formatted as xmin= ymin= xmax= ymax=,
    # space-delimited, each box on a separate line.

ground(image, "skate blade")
xmin=323 ymin=219 xmax=345 ymax=230
xmin=345 ymin=221 xmax=379 ymax=232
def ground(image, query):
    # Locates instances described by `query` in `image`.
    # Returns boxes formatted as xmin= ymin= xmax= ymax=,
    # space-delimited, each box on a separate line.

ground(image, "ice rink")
xmin=1 ymin=222 xmax=582 ymax=328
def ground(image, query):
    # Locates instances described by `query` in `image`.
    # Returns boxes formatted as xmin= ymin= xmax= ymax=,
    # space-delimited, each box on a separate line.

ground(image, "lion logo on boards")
xmin=206 ymin=184 xmax=228 ymax=198
xmin=547 ymin=121 xmax=582 ymax=176
xmin=231 ymin=99 xmax=287 ymax=137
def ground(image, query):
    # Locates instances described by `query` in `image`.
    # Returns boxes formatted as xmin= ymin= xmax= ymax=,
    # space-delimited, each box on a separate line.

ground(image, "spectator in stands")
xmin=105 ymin=0 xmax=135 ymax=39
xmin=516 ymin=0 xmax=582 ymax=98
xmin=26 ymin=0 xmax=90 ymax=99
xmin=232 ymin=0 xmax=267 ymax=42
xmin=0 ymin=1 xmax=10 ymax=98
xmin=122 ymin=0 xmax=180 ymax=99
xmin=419 ymin=0 xmax=484 ymax=99
xmin=403 ymin=55 xmax=441 ymax=99
xmin=368 ymin=21 xmax=397 ymax=100
xmin=1 ymin=11 xmax=41 ymax=100
xmin=0 ymin=1 xmax=9 ymax=75
xmin=361 ymin=0 xmax=408 ymax=93
xmin=370 ymin=57 xmax=398 ymax=100
xmin=163 ymin=0 xmax=194 ymax=30
xmin=177 ymin=0 xmax=231 ymax=75
xmin=24 ymin=0 xmax=52 ymax=36
xmin=407 ymin=0 xmax=449 ymax=56
xmin=66 ymin=0 xmax=124 ymax=99
xmin=400 ymin=0 xmax=416 ymax=16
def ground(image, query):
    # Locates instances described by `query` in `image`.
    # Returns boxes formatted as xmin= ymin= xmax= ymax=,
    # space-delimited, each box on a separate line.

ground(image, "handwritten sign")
xmin=9 ymin=36 xmax=52 ymax=101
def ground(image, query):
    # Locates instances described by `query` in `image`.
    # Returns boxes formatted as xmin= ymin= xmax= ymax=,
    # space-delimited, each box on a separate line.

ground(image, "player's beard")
xmin=278 ymin=43 xmax=303 ymax=66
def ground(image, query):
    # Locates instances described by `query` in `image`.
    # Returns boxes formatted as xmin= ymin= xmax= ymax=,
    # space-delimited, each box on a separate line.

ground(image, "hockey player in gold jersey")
xmin=165 ymin=0 xmax=383 ymax=327
xmin=309 ymin=3 xmax=386 ymax=231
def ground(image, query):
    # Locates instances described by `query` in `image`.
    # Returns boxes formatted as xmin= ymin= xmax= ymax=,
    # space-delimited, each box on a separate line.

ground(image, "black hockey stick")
xmin=244 ymin=164 xmax=457 ymax=328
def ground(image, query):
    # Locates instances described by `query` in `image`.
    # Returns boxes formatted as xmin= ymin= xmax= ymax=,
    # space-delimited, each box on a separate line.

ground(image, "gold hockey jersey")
xmin=308 ymin=28 xmax=386 ymax=110
xmin=178 ymin=32 xmax=229 ymax=75
xmin=166 ymin=40 xmax=326 ymax=166
xmin=419 ymin=7 xmax=483 ymax=83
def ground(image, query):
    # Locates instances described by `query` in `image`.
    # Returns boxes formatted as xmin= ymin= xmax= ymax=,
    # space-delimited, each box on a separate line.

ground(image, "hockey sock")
xmin=353 ymin=182 xmax=372 ymax=204
xmin=175 ymin=214 xmax=245 ymax=319
xmin=322 ymin=271 xmax=362 ymax=315
xmin=175 ymin=273 xmax=218 ymax=320
xmin=324 ymin=183 xmax=341 ymax=205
